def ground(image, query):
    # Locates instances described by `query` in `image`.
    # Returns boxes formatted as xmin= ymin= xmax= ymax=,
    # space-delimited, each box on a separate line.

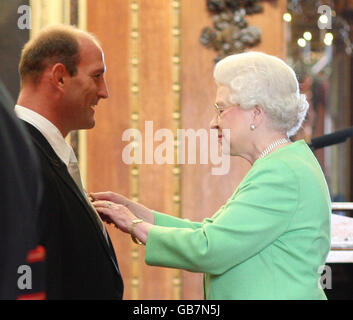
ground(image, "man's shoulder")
xmin=22 ymin=121 xmax=63 ymax=164
xmin=21 ymin=120 xmax=47 ymax=144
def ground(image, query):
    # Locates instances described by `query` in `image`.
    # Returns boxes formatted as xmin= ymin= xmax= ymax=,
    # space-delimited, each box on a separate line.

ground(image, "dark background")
xmin=0 ymin=0 xmax=29 ymax=109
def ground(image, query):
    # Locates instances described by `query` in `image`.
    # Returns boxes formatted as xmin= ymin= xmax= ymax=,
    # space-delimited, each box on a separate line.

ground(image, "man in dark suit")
xmin=15 ymin=25 xmax=123 ymax=299
xmin=0 ymin=99 xmax=44 ymax=300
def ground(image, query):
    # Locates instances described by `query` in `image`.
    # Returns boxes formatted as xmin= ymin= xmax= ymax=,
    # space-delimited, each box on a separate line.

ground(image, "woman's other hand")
xmin=93 ymin=200 xmax=152 ymax=244
xmin=93 ymin=201 xmax=135 ymax=233
xmin=90 ymin=191 xmax=130 ymax=207
xmin=90 ymin=191 xmax=155 ymax=224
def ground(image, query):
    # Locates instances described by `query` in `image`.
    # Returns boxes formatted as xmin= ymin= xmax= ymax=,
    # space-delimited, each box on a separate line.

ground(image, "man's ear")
xmin=51 ymin=63 xmax=69 ymax=92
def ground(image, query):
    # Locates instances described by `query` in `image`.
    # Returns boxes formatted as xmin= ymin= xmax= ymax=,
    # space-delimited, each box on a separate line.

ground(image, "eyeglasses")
xmin=214 ymin=103 xmax=233 ymax=120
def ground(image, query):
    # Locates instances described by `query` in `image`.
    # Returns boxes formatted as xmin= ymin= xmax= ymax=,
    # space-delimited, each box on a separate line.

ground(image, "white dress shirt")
xmin=15 ymin=105 xmax=109 ymax=242
xmin=15 ymin=105 xmax=77 ymax=167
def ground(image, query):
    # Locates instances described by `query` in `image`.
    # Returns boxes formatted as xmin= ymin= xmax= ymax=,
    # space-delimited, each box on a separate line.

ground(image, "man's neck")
xmin=17 ymin=90 xmax=69 ymax=137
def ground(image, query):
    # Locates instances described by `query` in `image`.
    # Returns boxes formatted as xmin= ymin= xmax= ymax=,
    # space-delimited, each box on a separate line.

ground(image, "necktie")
xmin=67 ymin=160 xmax=109 ymax=243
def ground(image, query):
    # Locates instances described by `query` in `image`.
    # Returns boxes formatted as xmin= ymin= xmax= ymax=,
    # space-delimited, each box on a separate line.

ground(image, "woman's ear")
xmin=252 ymin=105 xmax=264 ymax=126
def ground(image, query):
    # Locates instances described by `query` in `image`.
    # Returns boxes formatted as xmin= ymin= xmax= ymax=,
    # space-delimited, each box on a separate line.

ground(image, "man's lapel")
xmin=22 ymin=121 xmax=121 ymax=274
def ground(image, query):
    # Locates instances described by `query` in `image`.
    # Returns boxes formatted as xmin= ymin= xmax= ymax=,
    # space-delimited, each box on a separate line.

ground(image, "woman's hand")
xmin=93 ymin=201 xmax=135 ymax=233
xmin=90 ymin=191 xmax=155 ymax=224
xmin=89 ymin=191 xmax=131 ymax=207
xmin=93 ymin=200 xmax=152 ymax=244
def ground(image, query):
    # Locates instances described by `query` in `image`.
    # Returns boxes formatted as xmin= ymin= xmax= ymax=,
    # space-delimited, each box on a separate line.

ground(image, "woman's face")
xmin=211 ymin=85 xmax=253 ymax=157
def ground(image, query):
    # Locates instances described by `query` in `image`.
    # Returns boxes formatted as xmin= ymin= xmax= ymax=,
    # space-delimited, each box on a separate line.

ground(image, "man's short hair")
xmin=19 ymin=24 xmax=99 ymax=84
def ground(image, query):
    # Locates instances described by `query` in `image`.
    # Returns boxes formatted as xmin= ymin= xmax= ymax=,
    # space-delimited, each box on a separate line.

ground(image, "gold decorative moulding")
xmin=200 ymin=0 xmax=266 ymax=63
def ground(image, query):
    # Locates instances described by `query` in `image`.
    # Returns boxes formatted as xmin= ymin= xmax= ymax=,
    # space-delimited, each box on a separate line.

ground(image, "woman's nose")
xmin=209 ymin=114 xmax=219 ymax=130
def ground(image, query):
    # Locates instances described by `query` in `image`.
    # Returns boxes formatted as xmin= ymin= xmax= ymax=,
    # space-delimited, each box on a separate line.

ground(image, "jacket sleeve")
xmin=153 ymin=210 xmax=220 ymax=230
xmin=145 ymin=159 xmax=298 ymax=275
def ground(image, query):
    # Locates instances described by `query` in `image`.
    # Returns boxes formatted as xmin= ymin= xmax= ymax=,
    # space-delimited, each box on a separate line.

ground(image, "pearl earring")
xmin=250 ymin=124 xmax=256 ymax=131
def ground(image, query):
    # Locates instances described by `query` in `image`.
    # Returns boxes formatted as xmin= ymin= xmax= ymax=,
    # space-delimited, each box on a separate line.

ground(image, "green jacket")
xmin=145 ymin=140 xmax=331 ymax=299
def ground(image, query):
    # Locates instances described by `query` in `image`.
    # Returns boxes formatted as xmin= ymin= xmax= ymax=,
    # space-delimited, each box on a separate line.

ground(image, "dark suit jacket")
xmin=23 ymin=122 xmax=124 ymax=300
xmin=0 ymin=103 xmax=42 ymax=299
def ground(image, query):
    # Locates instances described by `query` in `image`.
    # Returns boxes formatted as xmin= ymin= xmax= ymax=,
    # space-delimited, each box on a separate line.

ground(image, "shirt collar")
xmin=15 ymin=105 xmax=75 ymax=166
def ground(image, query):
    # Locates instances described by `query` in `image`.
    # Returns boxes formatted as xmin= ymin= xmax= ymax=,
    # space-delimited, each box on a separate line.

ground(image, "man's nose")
xmin=98 ymin=78 xmax=109 ymax=99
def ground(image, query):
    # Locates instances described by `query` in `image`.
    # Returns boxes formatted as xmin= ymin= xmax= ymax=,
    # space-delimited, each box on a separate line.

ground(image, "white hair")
xmin=213 ymin=52 xmax=309 ymax=137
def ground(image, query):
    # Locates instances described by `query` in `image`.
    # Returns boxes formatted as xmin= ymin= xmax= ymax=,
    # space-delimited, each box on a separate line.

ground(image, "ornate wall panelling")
xmin=86 ymin=0 xmax=286 ymax=299
xmin=171 ymin=0 xmax=182 ymax=300
xmin=129 ymin=0 xmax=141 ymax=300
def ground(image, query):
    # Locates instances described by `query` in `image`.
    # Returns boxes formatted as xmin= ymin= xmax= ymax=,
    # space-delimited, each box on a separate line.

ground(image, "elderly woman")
xmin=92 ymin=52 xmax=331 ymax=300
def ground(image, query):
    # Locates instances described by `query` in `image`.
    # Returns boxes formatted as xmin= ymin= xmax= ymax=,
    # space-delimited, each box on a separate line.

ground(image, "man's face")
xmin=63 ymin=38 xmax=108 ymax=132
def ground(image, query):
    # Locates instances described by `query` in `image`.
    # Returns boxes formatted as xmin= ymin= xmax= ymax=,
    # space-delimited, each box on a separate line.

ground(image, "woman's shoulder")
xmin=234 ymin=156 xmax=298 ymax=202
xmin=244 ymin=139 xmax=324 ymax=192
xmin=238 ymin=141 xmax=309 ymax=188
xmin=255 ymin=140 xmax=313 ymax=171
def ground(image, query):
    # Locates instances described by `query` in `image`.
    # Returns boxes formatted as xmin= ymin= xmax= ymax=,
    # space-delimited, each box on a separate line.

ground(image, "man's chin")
xmin=87 ymin=120 xmax=96 ymax=129
xmin=79 ymin=119 xmax=96 ymax=130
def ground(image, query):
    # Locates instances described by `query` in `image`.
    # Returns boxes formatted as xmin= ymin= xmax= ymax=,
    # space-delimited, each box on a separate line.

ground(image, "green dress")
xmin=145 ymin=140 xmax=331 ymax=299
